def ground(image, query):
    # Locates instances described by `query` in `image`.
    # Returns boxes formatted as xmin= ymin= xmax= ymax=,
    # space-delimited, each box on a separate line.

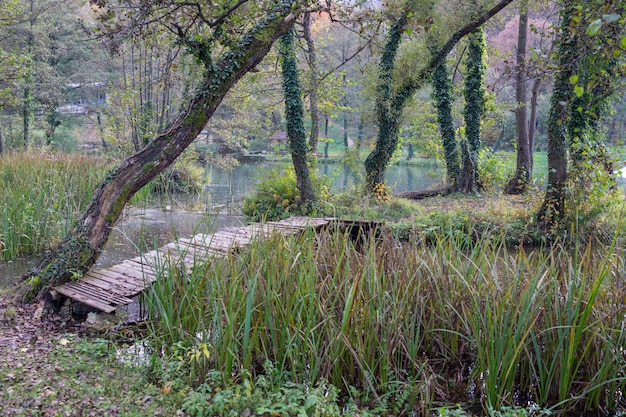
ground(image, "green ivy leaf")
xmin=586 ymin=19 xmax=602 ymax=36
xmin=602 ymin=14 xmax=621 ymax=23
xmin=574 ymin=85 xmax=585 ymax=97
xmin=621 ymin=37 xmax=626 ymax=49
xmin=406 ymin=27 xmax=412 ymax=36
xmin=569 ymin=75 xmax=579 ymax=84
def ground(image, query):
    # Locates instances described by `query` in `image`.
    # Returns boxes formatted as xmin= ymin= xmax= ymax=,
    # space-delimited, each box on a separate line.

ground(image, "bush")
xmin=243 ymin=168 xmax=299 ymax=221
xmin=478 ymin=149 xmax=510 ymax=191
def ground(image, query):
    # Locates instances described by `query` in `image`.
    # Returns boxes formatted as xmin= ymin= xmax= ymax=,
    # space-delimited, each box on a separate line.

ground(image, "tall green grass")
xmin=146 ymin=228 xmax=626 ymax=415
xmin=0 ymin=152 xmax=109 ymax=260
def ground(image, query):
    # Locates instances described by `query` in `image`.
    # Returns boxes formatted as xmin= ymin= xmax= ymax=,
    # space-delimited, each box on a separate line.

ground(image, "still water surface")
xmin=0 ymin=160 xmax=442 ymax=285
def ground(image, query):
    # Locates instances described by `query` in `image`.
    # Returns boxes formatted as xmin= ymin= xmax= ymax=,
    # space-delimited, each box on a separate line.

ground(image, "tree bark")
xmin=280 ymin=24 xmax=316 ymax=205
xmin=460 ymin=28 xmax=486 ymax=193
xmin=19 ymin=1 xmax=299 ymax=301
xmin=324 ymin=115 xmax=330 ymax=158
xmin=537 ymin=0 xmax=576 ymax=228
xmin=528 ymin=77 xmax=541 ymax=172
xmin=431 ymin=61 xmax=460 ymax=187
xmin=505 ymin=9 xmax=531 ymax=194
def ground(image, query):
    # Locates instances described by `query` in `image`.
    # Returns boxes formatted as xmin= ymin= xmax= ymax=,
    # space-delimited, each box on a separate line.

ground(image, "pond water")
xmin=0 ymin=159 xmax=442 ymax=286
xmin=206 ymin=159 xmax=443 ymax=209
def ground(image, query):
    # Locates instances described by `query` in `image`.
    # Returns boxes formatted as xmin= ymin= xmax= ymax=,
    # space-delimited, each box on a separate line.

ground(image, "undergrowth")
xmin=145 ymin=227 xmax=626 ymax=416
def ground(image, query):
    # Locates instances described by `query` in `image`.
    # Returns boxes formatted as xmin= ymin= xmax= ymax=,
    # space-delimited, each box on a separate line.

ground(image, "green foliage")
xmin=477 ymin=148 xmax=511 ymax=191
xmin=242 ymin=168 xmax=299 ymax=221
xmin=180 ymin=362 xmax=342 ymax=417
xmin=154 ymin=149 xmax=205 ymax=195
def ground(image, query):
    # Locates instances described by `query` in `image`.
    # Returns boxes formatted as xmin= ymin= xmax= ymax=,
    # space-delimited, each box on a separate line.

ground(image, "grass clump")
xmin=0 ymin=152 xmax=109 ymax=261
xmin=145 ymin=226 xmax=626 ymax=415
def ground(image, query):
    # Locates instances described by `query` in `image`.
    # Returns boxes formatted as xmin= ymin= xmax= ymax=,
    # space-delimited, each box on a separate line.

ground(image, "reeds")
xmin=146 ymin=227 xmax=626 ymax=415
xmin=0 ymin=152 xmax=109 ymax=260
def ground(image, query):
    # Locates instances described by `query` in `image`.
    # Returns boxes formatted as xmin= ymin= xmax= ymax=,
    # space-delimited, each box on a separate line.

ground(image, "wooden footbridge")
xmin=50 ymin=217 xmax=371 ymax=313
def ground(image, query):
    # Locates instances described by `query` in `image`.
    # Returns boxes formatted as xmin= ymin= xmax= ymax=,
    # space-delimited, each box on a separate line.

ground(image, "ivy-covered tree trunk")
xmin=280 ymin=25 xmax=316 ymax=205
xmin=19 ymin=1 xmax=299 ymax=301
xmin=364 ymin=10 xmax=409 ymax=192
xmin=364 ymin=0 xmax=514 ymax=193
xmin=505 ymin=9 xmax=531 ymax=194
xmin=431 ymin=61 xmax=460 ymax=187
xmin=459 ymin=28 xmax=486 ymax=193
xmin=537 ymin=0 xmax=577 ymax=228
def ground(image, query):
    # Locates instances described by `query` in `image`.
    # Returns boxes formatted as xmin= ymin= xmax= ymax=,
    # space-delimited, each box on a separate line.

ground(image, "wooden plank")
xmin=121 ymin=260 xmax=158 ymax=279
xmin=54 ymin=281 xmax=133 ymax=309
xmin=103 ymin=265 xmax=153 ymax=286
xmin=87 ymin=269 xmax=146 ymax=292
xmin=63 ymin=281 xmax=133 ymax=304
xmin=76 ymin=274 xmax=142 ymax=298
xmin=54 ymin=287 xmax=117 ymax=313
xmin=179 ymin=237 xmax=236 ymax=253
xmin=112 ymin=260 xmax=156 ymax=283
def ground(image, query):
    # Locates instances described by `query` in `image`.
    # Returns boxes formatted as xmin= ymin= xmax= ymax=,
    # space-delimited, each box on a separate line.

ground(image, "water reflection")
xmin=206 ymin=159 xmax=443 ymax=208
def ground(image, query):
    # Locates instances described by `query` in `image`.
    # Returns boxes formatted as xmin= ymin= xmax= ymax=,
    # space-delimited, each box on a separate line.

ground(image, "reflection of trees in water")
xmin=205 ymin=160 xmax=442 ymax=204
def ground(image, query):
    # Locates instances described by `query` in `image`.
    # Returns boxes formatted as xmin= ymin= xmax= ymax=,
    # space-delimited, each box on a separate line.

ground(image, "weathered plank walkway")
xmin=50 ymin=217 xmax=337 ymax=313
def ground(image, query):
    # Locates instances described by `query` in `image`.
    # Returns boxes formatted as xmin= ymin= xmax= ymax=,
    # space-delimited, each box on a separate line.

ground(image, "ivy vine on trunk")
xmin=459 ymin=27 xmax=486 ymax=193
xmin=279 ymin=24 xmax=316 ymax=206
xmin=431 ymin=60 xmax=460 ymax=187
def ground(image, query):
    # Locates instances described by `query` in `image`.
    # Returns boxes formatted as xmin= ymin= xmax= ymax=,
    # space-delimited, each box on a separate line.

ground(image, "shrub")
xmin=242 ymin=168 xmax=300 ymax=221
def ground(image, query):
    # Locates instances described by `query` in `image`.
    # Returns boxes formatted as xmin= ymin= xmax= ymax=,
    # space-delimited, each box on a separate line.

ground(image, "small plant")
xmin=373 ymin=182 xmax=391 ymax=203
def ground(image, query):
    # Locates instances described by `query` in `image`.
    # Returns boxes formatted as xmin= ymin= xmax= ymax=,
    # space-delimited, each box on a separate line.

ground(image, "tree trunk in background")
xmin=342 ymin=72 xmax=349 ymax=152
xmin=303 ymin=12 xmax=320 ymax=155
xmin=356 ymin=114 xmax=364 ymax=151
xmin=505 ymin=9 xmax=531 ymax=194
xmin=23 ymin=85 xmax=32 ymax=147
xmin=324 ymin=115 xmax=330 ymax=158
xmin=19 ymin=2 xmax=298 ymax=301
xmin=280 ymin=25 xmax=316 ymax=205
xmin=431 ymin=61 xmax=460 ymax=187
xmin=537 ymin=0 xmax=576 ymax=228
xmin=528 ymin=77 xmax=541 ymax=171
xmin=364 ymin=9 xmax=410 ymax=191
xmin=97 ymin=111 xmax=108 ymax=149
xmin=460 ymin=28 xmax=486 ymax=193
xmin=22 ymin=0 xmax=35 ymax=148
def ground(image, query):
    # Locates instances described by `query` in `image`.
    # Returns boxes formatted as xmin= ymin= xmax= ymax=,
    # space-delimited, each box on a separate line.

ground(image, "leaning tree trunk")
xmin=505 ymin=9 xmax=531 ymax=194
xmin=280 ymin=24 xmax=316 ymax=205
xmin=19 ymin=2 xmax=298 ymax=301
xmin=364 ymin=9 xmax=409 ymax=192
